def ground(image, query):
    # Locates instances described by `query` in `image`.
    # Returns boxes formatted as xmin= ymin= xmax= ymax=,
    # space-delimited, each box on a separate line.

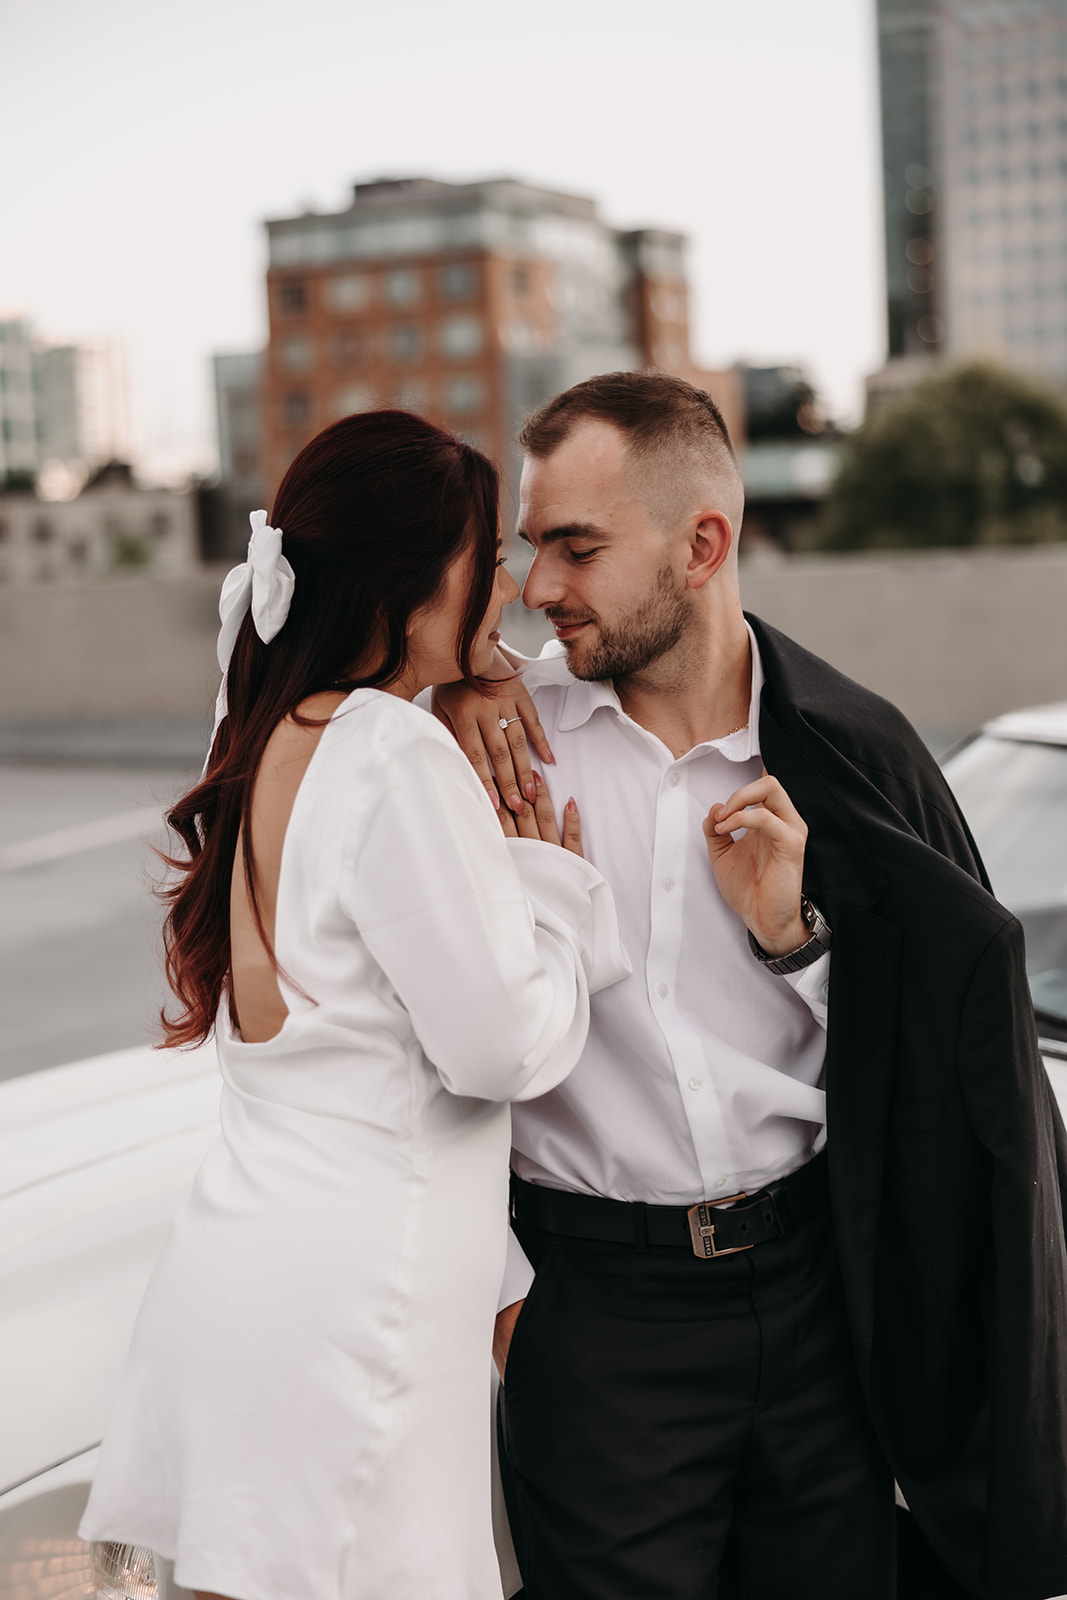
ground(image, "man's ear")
xmin=686 ymin=510 xmax=733 ymax=590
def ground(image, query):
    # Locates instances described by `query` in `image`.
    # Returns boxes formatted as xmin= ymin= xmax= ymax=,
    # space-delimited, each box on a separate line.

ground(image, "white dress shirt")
xmin=500 ymin=625 xmax=830 ymax=1307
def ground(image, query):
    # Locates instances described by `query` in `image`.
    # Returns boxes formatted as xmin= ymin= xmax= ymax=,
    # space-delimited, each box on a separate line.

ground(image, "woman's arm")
xmin=341 ymin=717 xmax=628 ymax=1103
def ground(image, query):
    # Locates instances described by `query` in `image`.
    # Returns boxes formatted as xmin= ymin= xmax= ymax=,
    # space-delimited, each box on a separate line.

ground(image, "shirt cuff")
xmin=505 ymin=837 xmax=632 ymax=996
xmin=783 ymin=950 xmax=830 ymax=1030
xmin=498 ymin=1219 xmax=536 ymax=1313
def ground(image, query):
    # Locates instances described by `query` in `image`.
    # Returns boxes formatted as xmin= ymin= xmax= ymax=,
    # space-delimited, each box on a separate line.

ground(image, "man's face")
xmin=518 ymin=419 xmax=691 ymax=682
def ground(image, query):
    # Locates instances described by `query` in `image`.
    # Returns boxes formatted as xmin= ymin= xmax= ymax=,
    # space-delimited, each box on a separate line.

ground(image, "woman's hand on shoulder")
xmin=431 ymin=658 xmax=554 ymax=818
xmin=499 ymin=772 xmax=583 ymax=857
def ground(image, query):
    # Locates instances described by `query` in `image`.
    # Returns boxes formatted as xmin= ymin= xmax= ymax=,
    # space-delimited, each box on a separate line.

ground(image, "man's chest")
xmin=532 ymin=709 xmax=762 ymax=937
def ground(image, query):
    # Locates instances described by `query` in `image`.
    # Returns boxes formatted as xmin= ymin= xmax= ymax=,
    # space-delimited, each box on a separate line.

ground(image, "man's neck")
xmin=613 ymin=607 xmax=752 ymax=760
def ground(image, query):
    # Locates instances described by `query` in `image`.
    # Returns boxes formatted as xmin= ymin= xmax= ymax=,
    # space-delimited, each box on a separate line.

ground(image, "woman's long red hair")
xmin=158 ymin=409 xmax=500 ymax=1048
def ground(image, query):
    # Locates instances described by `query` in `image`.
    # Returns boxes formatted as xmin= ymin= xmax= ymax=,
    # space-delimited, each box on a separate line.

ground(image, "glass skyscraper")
xmin=877 ymin=0 xmax=941 ymax=359
xmin=877 ymin=0 xmax=1067 ymax=384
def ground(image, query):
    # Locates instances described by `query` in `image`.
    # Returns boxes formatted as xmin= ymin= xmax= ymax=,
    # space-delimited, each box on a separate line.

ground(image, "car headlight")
xmin=0 ymin=1459 xmax=188 ymax=1599
xmin=0 ymin=1530 xmax=166 ymax=1599
xmin=93 ymin=1541 xmax=159 ymax=1597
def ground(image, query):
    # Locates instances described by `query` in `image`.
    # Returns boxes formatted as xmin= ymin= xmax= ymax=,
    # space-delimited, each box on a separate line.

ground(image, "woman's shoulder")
xmin=323 ymin=688 xmax=474 ymax=789
xmin=329 ymin=687 xmax=456 ymax=749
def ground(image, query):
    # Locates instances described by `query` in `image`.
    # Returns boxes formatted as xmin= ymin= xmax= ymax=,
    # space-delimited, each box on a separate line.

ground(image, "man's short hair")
xmin=518 ymin=370 xmax=741 ymax=527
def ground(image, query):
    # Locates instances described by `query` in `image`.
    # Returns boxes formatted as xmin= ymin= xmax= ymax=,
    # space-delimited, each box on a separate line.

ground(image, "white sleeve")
xmin=341 ymin=716 xmax=629 ymax=1103
xmin=783 ymin=951 xmax=830 ymax=1030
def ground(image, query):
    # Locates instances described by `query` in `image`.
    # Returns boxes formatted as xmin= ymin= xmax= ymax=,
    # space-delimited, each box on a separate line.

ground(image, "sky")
xmin=1 ymin=0 xmax=886 ymax=482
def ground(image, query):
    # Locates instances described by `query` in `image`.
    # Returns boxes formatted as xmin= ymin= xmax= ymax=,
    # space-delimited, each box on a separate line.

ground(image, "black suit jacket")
xmin=750 ymin=615 xmax=1067 ymax=1598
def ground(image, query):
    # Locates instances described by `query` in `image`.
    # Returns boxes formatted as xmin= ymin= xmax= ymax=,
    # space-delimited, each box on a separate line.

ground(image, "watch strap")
xmin=748 ymin=895 xmax=832 ymax=975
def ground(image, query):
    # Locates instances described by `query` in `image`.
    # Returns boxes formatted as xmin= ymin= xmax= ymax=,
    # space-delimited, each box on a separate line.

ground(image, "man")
xmin=435 ymin=372 xmax=1067 ymax=1599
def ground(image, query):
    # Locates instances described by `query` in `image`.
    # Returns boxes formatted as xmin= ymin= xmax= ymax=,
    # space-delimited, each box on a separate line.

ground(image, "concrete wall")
xmin=1 ymin=545 xmax=1065 ymax=740
xmin=0 ymin=572 xmax=221 ymax=715
xmin=737 ymin=543 xmax=1067 ymax=740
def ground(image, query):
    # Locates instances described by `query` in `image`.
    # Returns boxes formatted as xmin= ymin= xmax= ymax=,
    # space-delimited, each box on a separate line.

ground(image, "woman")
xmin=79 ymin=411 xmax=629 ymax=1600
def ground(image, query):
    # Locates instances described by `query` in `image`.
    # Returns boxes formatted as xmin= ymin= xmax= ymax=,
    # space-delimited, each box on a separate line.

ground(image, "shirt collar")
xmin=517 ymin=622 xmax=764 ymax=763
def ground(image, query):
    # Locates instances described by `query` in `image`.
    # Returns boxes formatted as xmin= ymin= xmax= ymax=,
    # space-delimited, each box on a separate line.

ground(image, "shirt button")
xmin=688 ymin=1076 xmax=703 ymax=1091
xmin=661 ymin=876 xmax=675 ymax=892
xmin=656 ymin=982 xmax=669 ymax=999
xmin=668 ymin=770 xmax=680 ymax=787
xmin=712 ymin=1175 xmax=727 ymax=1189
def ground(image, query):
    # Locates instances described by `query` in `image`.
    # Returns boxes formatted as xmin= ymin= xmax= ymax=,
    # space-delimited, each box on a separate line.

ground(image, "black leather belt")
xmin=510 ymin=1151 xmax=829 ymax=1260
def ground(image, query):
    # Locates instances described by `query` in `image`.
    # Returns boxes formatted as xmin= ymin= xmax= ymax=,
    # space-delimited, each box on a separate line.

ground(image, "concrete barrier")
xmin=737 ymin=543 xmax=1067 ymax=742
xmin=0 ymin=545 xmax=1064 ymax=745
xmin=0 ymin=572 xmax=221 ymax=716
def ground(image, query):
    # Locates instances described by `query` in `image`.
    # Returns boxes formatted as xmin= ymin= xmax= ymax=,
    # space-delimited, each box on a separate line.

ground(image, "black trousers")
xmin=498 ymin=1209 xmax=896 ymax=1600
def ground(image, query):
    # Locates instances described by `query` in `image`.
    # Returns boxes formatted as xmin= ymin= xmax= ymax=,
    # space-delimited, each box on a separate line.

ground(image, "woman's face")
xmin=406 ymin=534 xmax=520 ymax=692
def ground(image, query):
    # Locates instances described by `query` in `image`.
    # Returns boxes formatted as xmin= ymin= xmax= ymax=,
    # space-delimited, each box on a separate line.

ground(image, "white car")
xmin=3 ymin=706 xmax=1066 ymax=1598
xmin=942 ymin=700 xmax=1067 ymax=1095
xmin=0 ymin=1043 xmax=218 ymax=1599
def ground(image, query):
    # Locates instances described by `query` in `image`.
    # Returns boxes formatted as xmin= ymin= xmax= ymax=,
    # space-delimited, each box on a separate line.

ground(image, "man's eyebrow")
xmin=514 ymin=521 xmax=610 ymax=547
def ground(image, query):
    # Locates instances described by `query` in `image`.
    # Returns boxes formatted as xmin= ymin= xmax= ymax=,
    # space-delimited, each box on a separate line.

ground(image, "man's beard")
xmin=549 ymin=561 xmax=690 ymax=683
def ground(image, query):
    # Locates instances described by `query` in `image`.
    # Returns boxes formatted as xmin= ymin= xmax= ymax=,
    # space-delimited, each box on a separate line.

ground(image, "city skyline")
xmin=2 ymin=0 xmax=883 ymax=483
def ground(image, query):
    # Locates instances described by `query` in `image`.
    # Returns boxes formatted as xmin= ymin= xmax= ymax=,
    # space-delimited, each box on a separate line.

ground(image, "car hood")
xmin=0 ymin=1046 xmax=219 ymax=1493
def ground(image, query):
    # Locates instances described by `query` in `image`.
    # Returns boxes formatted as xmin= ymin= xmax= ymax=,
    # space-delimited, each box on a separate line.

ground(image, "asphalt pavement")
xmin=0 ymin=761 xmax=195 ymax=1081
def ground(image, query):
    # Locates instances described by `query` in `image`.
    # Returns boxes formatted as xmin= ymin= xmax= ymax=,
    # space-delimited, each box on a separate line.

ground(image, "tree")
xmin=813 ymin=363 xmax=1067 ymax=551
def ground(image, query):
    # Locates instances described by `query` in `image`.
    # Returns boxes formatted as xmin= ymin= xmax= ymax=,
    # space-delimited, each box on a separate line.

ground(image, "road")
xmin=0 ymin=761 xmax=194 ymax=1081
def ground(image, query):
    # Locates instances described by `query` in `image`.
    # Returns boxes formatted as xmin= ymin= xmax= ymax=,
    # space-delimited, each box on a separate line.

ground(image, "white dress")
xmin=79 ymin=689 xmax=629 ymax=1600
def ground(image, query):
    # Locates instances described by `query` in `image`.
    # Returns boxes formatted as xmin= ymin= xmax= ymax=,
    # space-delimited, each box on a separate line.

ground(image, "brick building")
xmin=260 ymin=176 xmax=740 ymax=517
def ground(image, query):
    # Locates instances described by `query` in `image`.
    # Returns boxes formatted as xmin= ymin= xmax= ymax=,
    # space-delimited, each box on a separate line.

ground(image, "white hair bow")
xmin=209 ymin=510 xmax=296 ymax=750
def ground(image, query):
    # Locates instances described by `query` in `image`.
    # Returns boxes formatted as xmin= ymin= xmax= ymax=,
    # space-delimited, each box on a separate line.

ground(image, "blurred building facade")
xmin=211 ymin=352 xmax=265 ymax=554
xmin=0 ymin=318 xmax=132 ymax=493
xmin=733 ymin=364 xmax=840 ymax=550
xmin=0 ymin=462 xmax=200 ymax=586
xmin=939 ymin=0 xmax=1067 ymax=382
xmin=250 ymin=176 xmax=741 ymax=513
xmin=877 ymin=0 xmax=941 ymax=360
xmin=0 ymin=319 xmax=39 ymax=481
xmin=876 ymin=0 xmax=1067 ymax=388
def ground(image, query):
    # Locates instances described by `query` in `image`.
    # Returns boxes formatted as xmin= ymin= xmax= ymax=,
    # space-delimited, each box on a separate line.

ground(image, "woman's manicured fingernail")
xmin=524 ymin=779 xmax=537 ymax=801
xmin=545 ymin=749 xmax=556 ymax=764
xmin=509 ymin=793 xmax=524 ymax=814
xmin=489 ymin=787 xmax=500 ymax=810
xmin=566 ymin=797 xmax=577 ymax=813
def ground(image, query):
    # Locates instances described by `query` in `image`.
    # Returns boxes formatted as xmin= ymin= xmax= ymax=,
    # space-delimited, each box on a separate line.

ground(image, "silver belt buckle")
xmin=687 ymin=1193 xmax=750 ymax=1258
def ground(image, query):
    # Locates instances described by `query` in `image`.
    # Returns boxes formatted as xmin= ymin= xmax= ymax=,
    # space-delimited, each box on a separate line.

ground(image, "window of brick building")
xmin=324 ymin=273 xmax=372 ymax=313
xmin=385 ymin=269 xmax=421 ymax=306
xmin=444 ymin=376 xmax=485 ymax=415
xmin=333 ymin=386 xmax=376 ymax=417
xmin=439 ymin=315 xmax=484 ymax=359
xmin=389 ymin=324 xmax=422 ymax=362
xmin=441 ymin=263 xmax=479 ymax=300
xmin=279 ymin=335 xmax=315 ymax=372
xmin=332 ymin=331 xmax=366 ymax=367
xmin=278 ymin=280 xmax=309 ymax=314
xmin=284 ymin=391 xmax=311 ymax=425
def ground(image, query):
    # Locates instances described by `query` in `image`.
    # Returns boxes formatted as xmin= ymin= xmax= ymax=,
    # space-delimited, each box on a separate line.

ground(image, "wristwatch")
xmin=748 ymin=895 xmax=832 ymax=975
